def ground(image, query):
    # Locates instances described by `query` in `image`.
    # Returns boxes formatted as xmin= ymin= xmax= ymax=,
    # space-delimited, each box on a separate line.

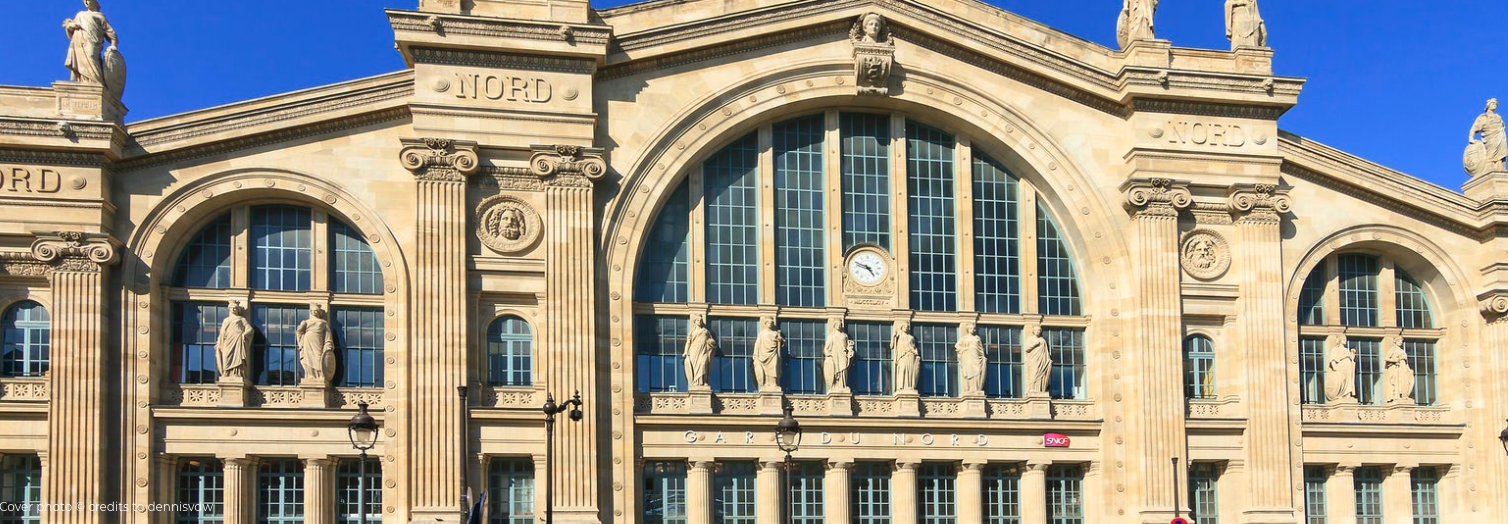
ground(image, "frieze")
xmin=411 ymin=48 xmax=596 ymax=74
xmin=475 ymin=194 xmax=543 ymax=256
xmin=0 ymin=378 xmax=49 ymax=402
xmin=389 ymin=11 xmax=611 ymax=47
xmin=1132 ymin=98 xmax=1287 ymax=121
xmin=400 ymin=137 xmax=480 ymax=181
xmin=478 ymin=167 xmax=544 ymax=192
xmin=599 ymin=22 xmax=848 ymax=81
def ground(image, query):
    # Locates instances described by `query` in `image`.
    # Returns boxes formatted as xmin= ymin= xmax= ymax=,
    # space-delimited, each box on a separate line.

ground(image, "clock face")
xmin=848 ymin=251 xmax=888 ymax=286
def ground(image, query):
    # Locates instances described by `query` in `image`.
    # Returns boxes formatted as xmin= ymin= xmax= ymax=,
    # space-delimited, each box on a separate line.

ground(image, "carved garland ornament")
xmin=1180 ymin=230 xmax=1231 ymax=280
xmin=475 ymin=194 xmax=543 ymax=256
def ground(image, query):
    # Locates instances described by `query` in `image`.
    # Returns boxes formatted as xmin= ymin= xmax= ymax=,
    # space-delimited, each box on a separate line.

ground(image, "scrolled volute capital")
xmin=1122 ymin=177 xmax=1192 ymax=217
xmin=30 ymin=231 xmax=120 ymax=271
xmin=530 ymin=144 xmax=607 ymax=184
xmin=1478 ymin=290 xmax=1508 ymax=321
xmin=399 ymin=137 xmax=480 ymax=180
xmin=1228 ymin=183 xmax=1293 ymax=219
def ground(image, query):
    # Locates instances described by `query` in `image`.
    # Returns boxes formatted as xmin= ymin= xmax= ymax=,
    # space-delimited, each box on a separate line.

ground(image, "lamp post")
xmin=1499 ymin=419 xmax=1508 ymax=456
xmin=774 ymin=406 xmax=802 ymax=524
xmin=542 ymin=391 xmax=584 ymax=524
xmin=346 ymin=401 xmax=379 ymax=524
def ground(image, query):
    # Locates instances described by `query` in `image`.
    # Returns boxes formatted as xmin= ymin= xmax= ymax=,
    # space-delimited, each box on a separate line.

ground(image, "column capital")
xmin=1389 ymin=464 xmax=1414 ymax=476
xmin=761 ymin=461 xmax=783 ymax=471
xmin=302 ymin=456 xmax=333 ymax=469
xmin=400 ymin=137 xmax=480 ymax=181
xmin=221 ymin=457 xmax=252 ymax=470
xmin=531 ymin=144 xmax=607 ymax=187
xmin=959 ymin=462 xmax=987 ymax=473
xmin=1333 ymin=463 xmax=1359 ymax=475
xmin=894 ymin=461 xmax=918 ymax=472
xmin=690 ymin=460 xmax=715 ymax=471
xmin=25 ymin=231 xmax=121 ymax=272
xmin=827 ymin=460 xmax=851 ymax=471
xmin=1025 ymin=461 xmax=1052 ymax=473
xmin=1122 ymin=177 xmax=1192 ymax=218
xmin=1479 ymin=290 xmax=1508 ymax=322
xmin=1227 ymin=183 xmax=1292 ymax=223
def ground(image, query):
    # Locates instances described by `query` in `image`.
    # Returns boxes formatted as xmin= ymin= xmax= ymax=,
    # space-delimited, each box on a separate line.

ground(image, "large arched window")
xmin=169 ymin=204 xmax=385 ymax=388
xmin=486 ymin=316 xmax=533 ymax=387
xmin=1296 ymin=253 xmax=1438 ymax=406
xmin=634 ymin=113 xmax=1086 ymax=400
xmin=0 ymin=301 xmax=49 ymax=378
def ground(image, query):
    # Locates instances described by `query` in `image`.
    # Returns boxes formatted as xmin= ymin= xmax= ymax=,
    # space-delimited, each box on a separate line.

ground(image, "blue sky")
xmin=3 ymin=1 xmax=1504 ymax=189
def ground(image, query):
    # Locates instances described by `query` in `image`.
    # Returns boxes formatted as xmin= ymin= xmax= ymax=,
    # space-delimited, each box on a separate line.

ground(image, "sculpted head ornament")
xmin=850 ymin=13 xmax=890 ymax=45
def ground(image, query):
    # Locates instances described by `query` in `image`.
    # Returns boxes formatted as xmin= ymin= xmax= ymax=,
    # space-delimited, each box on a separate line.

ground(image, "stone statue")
xmin=1116 ymin=0 xmax=1157 ymax=49
xmin=1383 ymin=335 xmax=1415 ymax=404
xmin=1465 ymin=98 xmax=1507 ymax=177
xmin=1323 ymin=334 xmax=1356 ymax=402
xmin=1023 ymin=325 xmax=1053 ymax=396
xmin=63 ymin=0 xmax=123 ymax=93
xmin=296 ymin=305 xmax=336 ymax=384
xmin=216 ymin=300 xmax=253 ymax=380
xmin=752 ymin=316 xmax=785 ymax=391
xmin=849 ymin=12 xmax=891 ymax=45
xmin=891 ymin=320 xmax=919 ymax=394
xmin=683 ymin=314 xmax=716 ymax=389
xmin=822 ymin=317 xmax=855 ymax=392
xmin=956 ymin=323 xmax=986 ymax=396
xmin=1225 ymin=0 xmax=1267 ymax=49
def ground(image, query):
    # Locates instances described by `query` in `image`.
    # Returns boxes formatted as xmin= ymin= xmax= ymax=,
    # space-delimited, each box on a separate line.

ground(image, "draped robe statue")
xmin=1117 ymin=0 xmax=1158 ymax=49
xmin=956 ymin=323 xmax=986 ymax=396
xmin=1383 ymin=336 xmax=1416 ymax=403
xmin=216 ymin=301 xmax=253 ymax=380
xmin=892 ymin=321 xmax=919 ymax=394
xmin=297 ymin=305 xmax=336 ymax=384
xmin=1023 ymin=325 xmax=1053 ymax=396
xmin=1225 ymin=0 xmax=1267 ymax=49
xmin=63 ymin=0 xmax=120 ymax=90
xmin=752 ymin=317 xmax=785 ymax=391
xmin=1323 ymin=335 xmax=1356 ymax=402
xmin=1466 ymin=98 xmax=1507 ymax=176
xmin=684 ymin=314 xmax=716 ymax=388
xmin=822 ymin=318 xmax=855 ymax=392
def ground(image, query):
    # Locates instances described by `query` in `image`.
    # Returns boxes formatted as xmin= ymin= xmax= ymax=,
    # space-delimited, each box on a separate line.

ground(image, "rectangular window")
xmin=906 ymin=122 xmax=958 ymax=312
xmin=487 ymin=458 xmax=534 ymax=524
xmin=172 ymin=302 xmax=227 ymax=385
xmin=704 ymin=135 xmax=761 ymax=305
xmin=984 ymin=464 xmax=1022 ymax=524
xmin=973 ymin=155 xmax=1020 ymax=314
xmin=486 ymin=318 xmax=532 ymax=388
xmin=849 ymin=322 xmax=893 ymax=396
xmin=330 ymin=220 xmax=383 ymax=295
xmin=1299 ymin=262 xmax=1327 ymax=326
xmin=0 ymin=302 xmax=49 ymax=378
xmin=0 ymin=455 xmax=41 ymax=524
xmin=1037 ymin=205 xmax=1081 ymax=316
xmin=1350 ymin=338 xmax=1383 ymax=405
xmin=918 ymin=463 xmax=957 ymax=524
xmin=173 ymin=214 xmax=233 ymax=288
xmin=1338 ymin=254 xmax=1380 ymax=327
xmin=253 ymin=304 xmax=309 ymax=387
xmin=981 ymin=326 xmax=1022 ymax=399
xmin=177 ymin=458 xmax=225 ymax=524
xmin=636 ymin=316 xmax=689 ymax=393
xmin=637 ymin=181 xmax=692 ymax=303
xmin=1184 ymin=337 xmax=1216 ymax=400
xmin=256 ymin=459 xmax=304 ymax=524
xmin=1303 ymin=466 xmax=1327 ymax=524
xmin=781 ymin=320 xmax=826 ymax=395
xmin=713 ymin=462 xmax=757 ymax=524
xmin=644 ymin=461 xmax=688 ymax=524
xmin=1404 ymin=340 xmax=1437 ymax=406
xmin=250 ymin=205 xmax=312 ymax=292
xmin=336 ymin=459 xmax=381 ymax=524
xmin=788 ymin=462 xmax=825 ymax=524
xmin=852 ymin=462 xmax=893 ymax=524
xmin=333 ymin=308 xmax=384 ymax=389
xmin=1354 ymin=467 xmax=1384 ymax=524
xmin=841 ymin=113 xmax=892 ymax=250
xmin=709 ymin=318 xmax=758 ymax=393
xmin=1299 ymin=337 xmax=1327 ymax=405
xmin=1189 ymin=463 xmax=1220 ymax=524
xmin=1395 ymin=272 xmax=1433 ymax=329
xmin=915 ymin=324 xmax=959 ymax=398
xmin=1046 ymin=465 xmax=1084 ymax=524
xmin=1046 ymin=329 xmax=1086 ymax=400
xmin=774 ymin=116 xmax=827 ymax=308
xmin=1410 ymin=467 xmax=1439 ymax=524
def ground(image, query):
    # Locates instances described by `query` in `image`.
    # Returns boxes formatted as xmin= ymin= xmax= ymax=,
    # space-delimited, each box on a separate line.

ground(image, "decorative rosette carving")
xmin=475 ymin=194 xmax=544 ymax=256
xmin=1123 ymin=177 xmax=1192 ymax=217
xmin=1228 ymin=183 xmax=1293 ymax=222
xmin=399 ymin=137 xmax=480 ymax=181
xmin=530 ymin=144 xmax=607 ymax=184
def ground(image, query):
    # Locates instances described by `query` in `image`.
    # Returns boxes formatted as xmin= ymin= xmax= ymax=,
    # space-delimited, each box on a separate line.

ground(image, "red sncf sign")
xmin=1043 ymin=433 xmax=1071 ymax=448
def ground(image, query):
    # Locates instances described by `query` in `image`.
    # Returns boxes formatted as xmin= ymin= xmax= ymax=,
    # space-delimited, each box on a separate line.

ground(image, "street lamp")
xmin=1498 ymin=419 xmax=1508 ymax=456
xmin=346 ymin=401 xmax=379 ymax=524
xmin=542 ymin=391 xmax=584 ymax=524
xmin=774 ymin=406 xmax=802 ymax=524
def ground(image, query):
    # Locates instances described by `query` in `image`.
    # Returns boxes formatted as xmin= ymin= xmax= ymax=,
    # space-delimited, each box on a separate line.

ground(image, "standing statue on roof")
xmin=63 ymin=0 xmax=125 ymax=96
xmin=1117 ymin=0 xmax=1158 ymax=49
xmin=1225 ymin=0 xmax=1267 ymax=49
xmin=1465 ymin=98 xmax=1507 ymax=177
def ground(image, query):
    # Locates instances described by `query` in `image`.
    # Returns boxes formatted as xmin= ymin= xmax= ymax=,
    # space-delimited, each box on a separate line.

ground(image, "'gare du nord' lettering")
xmin=453 ymin=73 xmax=553 ymax=103
xmin=2 ymin=167 xmax=62 ymax=193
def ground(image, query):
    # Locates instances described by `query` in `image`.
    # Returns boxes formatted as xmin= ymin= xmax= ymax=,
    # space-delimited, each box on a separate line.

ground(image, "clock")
xmin=847 ymin=249 xmax=889 ymax=286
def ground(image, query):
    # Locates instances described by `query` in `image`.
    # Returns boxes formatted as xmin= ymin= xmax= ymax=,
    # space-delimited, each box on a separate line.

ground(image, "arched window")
xmin=1296 ymin=253 xmax=1437 ymax=406
xmin=486 ymin=316 xmax=533 ymax=387
xmin=168 ymin=204 xmax=385 ymax=389
xmin=634 ymin=113 xmax=1087 ymax=400
xmin=1184 ymin=335 xmax=1216 ymax=400
xmin=0 ymin=301 xmax=49 ymax=378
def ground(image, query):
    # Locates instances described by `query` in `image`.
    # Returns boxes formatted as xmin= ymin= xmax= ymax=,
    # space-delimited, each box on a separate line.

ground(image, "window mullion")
xmin=688 ymin=166 xmax=707 ymax=304
xmin=311 ymin=210 xmax=329 ymax=292
xmin=1018 ymin=183 xmax=1039 ymax=315
xmin=955 ymin=137 xmax=976 ymax=313
xmin=890 ymin=113 xmax=911 ymax=311
xmin=231 ymin=207 xmax=250 ymax=289
xmin=758 ymin=125 xmax=777 ymax=305
xmin=824 ymin=110 xmax=844 ymax=307
xmin=1322 ymin=254 xmax=1340 ymax=325
xmin=1378 ymin=258 xmax=1397 ymax=328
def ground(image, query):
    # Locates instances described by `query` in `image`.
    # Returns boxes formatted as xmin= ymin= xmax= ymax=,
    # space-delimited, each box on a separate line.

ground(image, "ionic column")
xmin=688 ymin=461 xmax=715 ymax=524
xmin=1083 ymin=462 xmax=1102 ymax=524
xmin=154 ymin=456 xmax=179 ymax=524
xmin=1229 ymin=185 xmax=1300 ymax=523
xmin=1477 ymin=296 xmax=1508 ymax=521
xmin=1022 ymin=462 xmax=1051 ymax=524
xmin=399 ymin=138 xmax=480 ymax=522
xmin=221 ymin=458 xmax=252 ymax=524
xmin=1326 ymin=465 xmax=1357 ymax=524
xmin=957 ymin=462 xmax=985 ymax=524
xmin=892 ymin=462 xmax=918 ymax=524
xmin=1382 ymin=465 xmax=1411 ymax=524
xmin=30 ymin=232 xmax=118 ymax=524
xmin=303 ymin=458 xmax=333 ymax=524
xmin=757 ymin=461 xmax=781 ymax=524
xmin=1121 ymin=179 xmax=1192 ymax=523
xmin=824 ymin=461 xmax=852 ymax=524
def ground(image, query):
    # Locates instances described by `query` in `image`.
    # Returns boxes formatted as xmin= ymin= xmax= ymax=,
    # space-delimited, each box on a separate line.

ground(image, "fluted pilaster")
xmin=957 ymin=463 xmax=985 ymax=524
xmin=1382 ymin=466 xmax=1412 ymax=524
xmin=825 ymin=461 xmax=852 ymax=524
xmin=688 ymin=461 xmax=714 ymax=524
xmin=757 ymin=462 xmax=781 ymax=524
xmin=222 ymin=457 xmax=252 ymax=524
xmin=1326 ymin=466 xmax=1356 ymax=524
xmin=1022 ymin=462 xmax=1050 ymax=524
xmin=303 ymin=458 xmax=333 ymax=524
xmin=892 ymin=462 xmax=918 ymax=524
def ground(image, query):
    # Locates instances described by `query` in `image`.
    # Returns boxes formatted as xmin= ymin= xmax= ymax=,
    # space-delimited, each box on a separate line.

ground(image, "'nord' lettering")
xmin=3 ymin=167 xmax=63 ymax=194
xmin=1164 ymin=121 xmax=1248 ymax=148
xmin=454 ymin=74 xmax=553 ymax=103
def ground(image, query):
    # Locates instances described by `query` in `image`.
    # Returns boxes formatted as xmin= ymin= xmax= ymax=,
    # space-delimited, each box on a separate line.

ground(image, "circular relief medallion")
xmin=1180 ymin=230 xmax=1231 ymax=280
xmin=476 ymin=195 xmax=543 ymax=256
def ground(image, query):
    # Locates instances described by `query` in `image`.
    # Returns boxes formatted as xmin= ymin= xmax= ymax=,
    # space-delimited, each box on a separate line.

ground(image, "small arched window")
xmin=487 ymin=317 xmax=533 ymax=387
xmin=1183 ymin=335 xmax=1215 ymax=400
xmin=0 ymin=301 xmax=49 ymax=378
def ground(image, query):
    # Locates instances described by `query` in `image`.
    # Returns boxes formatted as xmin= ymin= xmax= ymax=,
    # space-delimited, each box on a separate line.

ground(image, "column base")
xmin=687 ymin=387 xmax=714 ymax=415
xmin=549 ymin=507 xmax=602 ymax=524
xmin=1239 ymin=508 xmax=1300 ymax=524
xmin=827 ymin=390 xmax=854 ymax=417
xmin=960 ymin=394 xmax=987 ymax=419
xmin=410 ymin=507 xmax=467 ymax=524
xmin=1025 ymin=393 xmax=1052 ymax=420
xmin=758 ymin=389 xmax=784 ymax=416
xmin=894 ymin=391 xmax=920 ymax=418
xmin=298 ymin=382 xmax=331 ymax=408
xmin=218 ymin=378 xmax=249 ymax=407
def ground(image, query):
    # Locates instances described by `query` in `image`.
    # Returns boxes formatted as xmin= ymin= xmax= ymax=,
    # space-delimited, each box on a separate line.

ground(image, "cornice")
xmin=410 ymin=48 xmax=597 ymax=74
xmin=0 ymin=148 xmax=108 ymax=168
xmin=388 ymin=11 xmax=611 ymax=48
xmin=0 ymin=118 xmax=117 ymax=142
xmin=1130 ymin=98 xmax=1287 ymax=120
xmin=115 ymin=107 xmax=410 ymax=172
xmin=599 ymin=21 xmax=850 ymax=81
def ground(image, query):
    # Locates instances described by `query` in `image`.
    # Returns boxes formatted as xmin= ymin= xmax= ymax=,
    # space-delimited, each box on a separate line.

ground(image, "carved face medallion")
xmin=476 ymin=195 xmax=543 ymax=256
xmin=1180 ymin=230 xmax=1231 ymax=280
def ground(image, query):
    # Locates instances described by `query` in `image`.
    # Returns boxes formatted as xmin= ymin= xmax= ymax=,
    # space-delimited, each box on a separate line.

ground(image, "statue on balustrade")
xmin=1324 ymin=334 xmax=1356 ymax=402
xmin=63 ymin=0 xmax=125 ymax=95
xmin=956 ymin=323 xmax=987 ymax=396
xmin=822 ymin=317 xmax=855 ymax=392
xmin=216 ymin=300 xmax=253 ymax=380
xmin=684 ymin=314 xmax=716 ymax=389
xmin=1225 ymin=0 xmax=1267 ymax=49
xmin=1383 ymin=335 xmax=1416 ymax=404
xmin=297 ymin=305 xmax=336 ymax=385
xmin=1465 ymin=98 xmax=1507 ymax=177
xmin=752 ymin=316 xmax=785 ymax=391
xmin=892 ymin=320 xmax=919 ymax=394
xmin=1116 ymin=0 xmax=1157 ymax=49
xmin=1023 ymin=325 xmax=1053 ymax=397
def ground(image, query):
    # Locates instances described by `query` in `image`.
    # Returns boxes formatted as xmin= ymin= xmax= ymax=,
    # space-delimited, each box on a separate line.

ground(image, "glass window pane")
xmin=1299 ymin=337 xmax=1327 ymax=405
xmin=336 ymin=459 xmax=382 ymax=524
xmin=984 ymin=464 xmax=1022 ymax=524
xmin=1045 ymin=329 xmax=1085 ymax=400
xmin=488 ymin=458 xmax=535 ymax=524
xmin=173 ymin=215 xmax=233 ymax=289
xmin=709 ymin=318 xmax=758 ymax=394
xmin=1298 ymin=262 xmax=1326 ymax=326
xmin=177 ymin=458 xmax=225 ymax=524
xmin=1338 ymin=254 xmax=1379 ymax=327
xmin=1037 ymin=205 xmax=1081 ymax=316
xmin=330 ymin=219 xmax=383 ymax=295
xmin=1303 ymin=466 xmax=1328 ymax=524
xmin=915 ymin=324 xmax=958 ymax=398
xmin=250 ymin=206 xmax=313 ymax=292
xmin=713 ymin=462 xmax=756 ymax=524
xmin=841 ymin=113 xmax=892 ymax=251
xmin=643 ymin=461 xmax=688 ymax=524
xmin=781 ymin=320 xmax=826 ymax=395
xmin=1046 ymin=465 xmax=1084 ymax=524
xmin=851 ymin=462 xmax=892 ymax=524
xmin=788 ymin=462 xmax=825 ymax=524
xmin=1404 ymin=340 xmax=1436 ymax=406
xmin=0 ymin=455 xmax=44 ymax=523
xmin=918 ymin=463 xmax=957 ymax=524
xmin=333 ymin=308 xmax=384 ymax=389
xmin=849 ymin=322 xmax=893 ymax=397
xmin=637 ymin=181 xmax=693 ymax=304
xmin=1189 ymin=463 xmax=1219 ymax=524
xmin=906 ymin=122 xmax=957 ymax=312
xmin=172 ymin=302 xmax=227 ymax=384
xmin=981 ymin=326 xmax=1022 ymax=399
xmin=1 ymin=301 xmax=50 ymax=379
xmin=256 ymin=459 xmax=304 ymax=524
xmin=1395 ymin=270 xmax=1433 ymax=329
xmin=1353 ymin=467 xmax=1383 ymax=524
xmin=487 ymin=317 xmax=533 ymax=388
xmin=973 ymin=154 xmax=1020 ymax=314
xmin=774 ymin=116 xmax=827 ymax=308
xmin=1184 ymin=336 xmax=1216 ymax=400
xmin=253 ymin=305 xmax=309 ymax=387
xmin=1410 ymin=467 xmax=1439 ymax=524
xmin=704 ymin=134 xmax=761 ymax=305
xmin=1350 ymin=338 xmax=1382 ymax=406
xmin=636 ymin=316 xmax=689 ymax=393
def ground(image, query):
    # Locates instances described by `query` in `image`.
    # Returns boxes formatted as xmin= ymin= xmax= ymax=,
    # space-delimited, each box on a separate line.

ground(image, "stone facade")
xmin=0 ymin=1 xmax=1504 ymax=523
